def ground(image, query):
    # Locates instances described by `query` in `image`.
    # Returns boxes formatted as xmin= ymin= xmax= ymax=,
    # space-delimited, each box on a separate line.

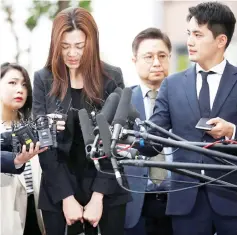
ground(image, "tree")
xmin=25 ymin=0 xmax=92 ymax=32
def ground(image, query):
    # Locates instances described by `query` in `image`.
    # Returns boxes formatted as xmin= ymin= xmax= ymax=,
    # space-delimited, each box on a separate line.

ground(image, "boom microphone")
xmin=96 ymin=113 xmax=122 ymax=185
xmin=111 ymin=87 xmax=132 ymax=150
xmin=101 ymin=92 xmax=120 ymax=125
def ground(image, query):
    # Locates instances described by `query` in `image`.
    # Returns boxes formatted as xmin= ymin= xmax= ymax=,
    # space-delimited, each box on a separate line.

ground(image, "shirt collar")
xmin=139 ymin=82 xmax=159 ymax=99
xmin=196 ymin=59 xmax=227 ymax=75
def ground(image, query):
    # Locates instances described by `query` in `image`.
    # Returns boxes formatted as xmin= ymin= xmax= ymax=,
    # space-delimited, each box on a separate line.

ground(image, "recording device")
xmin=1 ymin=115 xmax=59 ymax=153
xmin=195 ymin=118 xmax=215 ymax=131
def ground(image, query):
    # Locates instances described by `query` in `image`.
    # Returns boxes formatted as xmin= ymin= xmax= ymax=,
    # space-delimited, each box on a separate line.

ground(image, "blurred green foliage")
xmin=25 ymin=0 xmax=92 ymax=31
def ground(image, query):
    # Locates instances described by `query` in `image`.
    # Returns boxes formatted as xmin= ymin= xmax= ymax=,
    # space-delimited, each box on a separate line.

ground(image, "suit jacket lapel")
xmin=210 ymin=61 xmax=237 ymax=117
xmin=132 ymin=86 xmax=146 ymax=121
xmin=183 ymin=66 xmax=201 ymax=119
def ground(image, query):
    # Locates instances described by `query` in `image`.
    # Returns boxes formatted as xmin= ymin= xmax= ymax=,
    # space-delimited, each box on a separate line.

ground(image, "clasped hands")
xmin=63 ymin=192 xmax=103 ymax=228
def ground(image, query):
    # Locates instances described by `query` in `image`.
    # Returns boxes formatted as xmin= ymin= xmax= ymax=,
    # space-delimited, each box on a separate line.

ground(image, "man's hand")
xmin=47 ymin=114 xmax=66 ymax=131
xmin=63 ymin=196 xmax=84 ymax=226
xmin=83 ymin=192 xmax=103 ymax=227
xmin=14 ymin=142 xmax=47 ymax=165
xmin=206 ymin=117 xmax=235 ymax=139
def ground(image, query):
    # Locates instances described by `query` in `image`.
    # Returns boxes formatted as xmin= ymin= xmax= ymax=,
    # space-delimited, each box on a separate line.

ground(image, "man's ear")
xmin=132 ymin=55 xmax=137 ymax=64
xmin=217 ymin=34 xmax=228 ymax=49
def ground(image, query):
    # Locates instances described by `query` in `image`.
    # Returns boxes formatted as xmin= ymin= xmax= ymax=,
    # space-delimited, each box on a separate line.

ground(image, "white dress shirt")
xmin=196 ymin=59 xmax=235 ymax=139
xmin=196 ymin=59 xmax=226 ymax=108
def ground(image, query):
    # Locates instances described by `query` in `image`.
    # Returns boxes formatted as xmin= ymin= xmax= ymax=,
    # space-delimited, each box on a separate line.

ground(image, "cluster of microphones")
xmin=78 ymin=87 xmax=237 ymax=192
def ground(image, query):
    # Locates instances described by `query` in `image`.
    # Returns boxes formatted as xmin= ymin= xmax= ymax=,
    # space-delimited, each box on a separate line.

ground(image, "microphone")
xmin=78 ymin=109 xmax=100 ymax=170
xmin=101 ymin=92 xmax=120 ymax=125
xmin=96 ymin=113 xmax=122 ymax=185
xmin=114 ymin=87 xmax=140 ymax=125
xmin=78 ymin=109 xmax=95 ymax=146
xmin=111 ymin=87 xmax=132 ymax=150
xmin=114 ymin=87 xmax=123 ymax=97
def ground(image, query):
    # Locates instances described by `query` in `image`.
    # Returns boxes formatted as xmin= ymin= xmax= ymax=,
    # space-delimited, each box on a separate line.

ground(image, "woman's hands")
xmin=83 ymin=192 xmax=104 ymax=227
xmin=63 ymin=192 xmax=104 ymax=227
xmin=63 ymin=196 xmax=84 ymax=226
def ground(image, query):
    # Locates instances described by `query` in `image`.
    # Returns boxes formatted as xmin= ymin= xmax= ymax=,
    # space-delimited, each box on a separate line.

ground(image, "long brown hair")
xmin=46 ymin=7 xmax=104 ymax=103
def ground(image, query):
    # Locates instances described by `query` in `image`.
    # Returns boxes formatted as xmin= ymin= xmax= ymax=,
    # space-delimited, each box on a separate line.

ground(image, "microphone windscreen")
xmin=112 ymin=87 xmax=132 ymax=126
xmin=96 ymin=113 xmax=111 ymax=156
xmin=101 ymin=93 xmax=120 ymax=124
xmin=114 ymin=87 xmax=123 ymax=97
xmin=128 ymin=105 xmax=140 ymax=122
xmin=78 ymin=109 xmax=95 ymax=145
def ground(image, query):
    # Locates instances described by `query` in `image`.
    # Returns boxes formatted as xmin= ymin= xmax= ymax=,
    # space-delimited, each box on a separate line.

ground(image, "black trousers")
xmin=23 ymin=194 xmax=41 ymax=235
xmin=142 ymin=193 xmax=172 ymax=235
xmin=42 ymin=204 xmax=126 ymax=235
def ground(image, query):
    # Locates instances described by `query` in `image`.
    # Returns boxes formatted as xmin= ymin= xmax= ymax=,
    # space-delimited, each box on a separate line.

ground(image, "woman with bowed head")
xmin=32 ymin=7 xmax=131 ymax=235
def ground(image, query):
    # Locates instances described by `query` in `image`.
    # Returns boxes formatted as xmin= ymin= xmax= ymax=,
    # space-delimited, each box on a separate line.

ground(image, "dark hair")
xmin=132 ymin=28 xmax=172 ymax=55
xmin=187 ymin=2 xmax=236 ymax=48
xmin=46 ymin=7 xmax=105 ymax=103
xmin=1 ymin=62 xmax=32 ymax=119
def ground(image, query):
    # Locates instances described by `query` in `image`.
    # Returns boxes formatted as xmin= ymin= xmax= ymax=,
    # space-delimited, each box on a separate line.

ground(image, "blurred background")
xmin=1 ymin=0 xmax=237 ymax=86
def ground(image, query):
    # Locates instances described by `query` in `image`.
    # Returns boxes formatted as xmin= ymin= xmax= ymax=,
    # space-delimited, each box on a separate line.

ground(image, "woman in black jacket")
xmin=32 ymin=7 xmax=131 ymax=235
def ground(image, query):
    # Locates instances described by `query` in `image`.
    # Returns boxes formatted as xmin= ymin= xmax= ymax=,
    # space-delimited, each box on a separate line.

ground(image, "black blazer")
xmin=32 ymin=62 xmax=131 ymax=212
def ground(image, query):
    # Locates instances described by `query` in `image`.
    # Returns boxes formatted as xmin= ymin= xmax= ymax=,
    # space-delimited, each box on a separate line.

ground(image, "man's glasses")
xmin=138 ymin=53 xmax=169 ymax=64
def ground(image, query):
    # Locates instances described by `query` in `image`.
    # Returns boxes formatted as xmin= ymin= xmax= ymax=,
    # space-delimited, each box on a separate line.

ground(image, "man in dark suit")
xmin=124 ymin=28 xmax=173 ymax=235
xmin=149 ymin=2 xmax=237 ymax=235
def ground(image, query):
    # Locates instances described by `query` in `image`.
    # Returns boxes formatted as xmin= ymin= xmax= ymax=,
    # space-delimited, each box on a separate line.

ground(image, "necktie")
xmin=147 ymin=90 xmax=158 ymax=117
xmin=199 ymin=71 xmax=215 ymax=117
xmin=147 ymin=90 xmax=167 ymax=184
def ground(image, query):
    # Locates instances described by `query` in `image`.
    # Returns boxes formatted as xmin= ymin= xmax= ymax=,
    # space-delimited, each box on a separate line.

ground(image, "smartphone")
xmin=195 ymin=118 xmax=215 ymax=131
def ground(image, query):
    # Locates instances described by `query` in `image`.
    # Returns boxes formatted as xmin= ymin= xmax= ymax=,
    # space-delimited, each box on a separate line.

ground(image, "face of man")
xmin=133 ymin=39 xmax=171 ymax=87
xmin=187 ymin=17 xmax=227 ymax=69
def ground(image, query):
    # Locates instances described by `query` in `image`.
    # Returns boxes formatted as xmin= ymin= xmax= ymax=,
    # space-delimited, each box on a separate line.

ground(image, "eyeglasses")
xmin=138 ymin=53 xmax=169 ymax=64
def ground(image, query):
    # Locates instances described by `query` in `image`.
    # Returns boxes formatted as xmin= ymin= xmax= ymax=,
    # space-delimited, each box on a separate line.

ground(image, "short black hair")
xmin=1 ymin=62 xmax=32 ymax=119
xmin=187 ymin=2 xmax=236 ymax=48
xmin=132 ymin=28 xmax=172 ymax=55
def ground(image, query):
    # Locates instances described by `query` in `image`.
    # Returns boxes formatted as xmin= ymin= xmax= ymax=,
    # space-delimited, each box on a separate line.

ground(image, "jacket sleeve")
xmin=32 ymin=71 xmax=75 ymax=204
xmin=1 ymin=151 xmax=25 ymax=174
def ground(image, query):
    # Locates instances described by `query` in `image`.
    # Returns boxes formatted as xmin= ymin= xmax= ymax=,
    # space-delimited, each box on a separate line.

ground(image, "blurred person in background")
xmin=124 ymin=28 xmax=173 ymax=235
xmin=32 ymin=7 xmax=131 ymax=235
xmin=0 ymin=62 xmax=46 ymax=235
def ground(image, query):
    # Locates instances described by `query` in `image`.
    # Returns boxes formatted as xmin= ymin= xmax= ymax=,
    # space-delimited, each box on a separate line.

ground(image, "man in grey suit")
xmin=124 ymin=28 xmax=173 ymax=235
xmin=149 ymin=2 xmax=237 ymax=235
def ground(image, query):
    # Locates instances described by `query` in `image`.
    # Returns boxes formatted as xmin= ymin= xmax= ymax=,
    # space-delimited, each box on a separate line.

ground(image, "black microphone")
xmin=114 ymin=87 xmax=140 ymax=124
xmin=96 ymin=113 xmax=122 ymax=185
xmin=78 ymin=109 xmax=101 ymax=171
xmin=78 ymin=109 xmax=95 ymax=146
xmin=111 ymin=87 xmax=132 ymax=150
xmin=101 ymin=92 xmax=120 ymax=125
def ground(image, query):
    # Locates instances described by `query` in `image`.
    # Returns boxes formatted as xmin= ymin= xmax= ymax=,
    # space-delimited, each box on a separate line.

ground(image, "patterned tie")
xmin=147 ymin=90 xmax=158 ymax=117
xmin=147 ymin=90 xmax=168 ymax=184
xmin=199 ymin=71 xmax=215 ymax=117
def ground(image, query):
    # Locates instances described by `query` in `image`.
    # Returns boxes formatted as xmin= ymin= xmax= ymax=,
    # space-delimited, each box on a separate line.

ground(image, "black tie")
xmin=199 ymin=71 xmax=215 ymax=117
